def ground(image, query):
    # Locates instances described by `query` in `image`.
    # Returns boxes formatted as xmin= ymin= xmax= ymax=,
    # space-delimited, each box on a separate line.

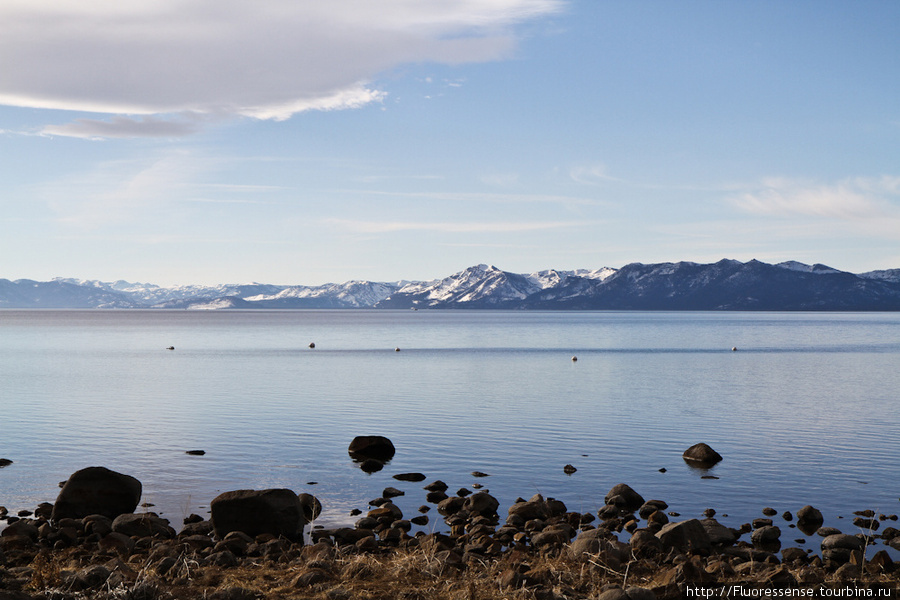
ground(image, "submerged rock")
xmin=682 ymin=443 xmax=723 ymax=466
xmin=348 ymin=436 xmax=396 ymax=461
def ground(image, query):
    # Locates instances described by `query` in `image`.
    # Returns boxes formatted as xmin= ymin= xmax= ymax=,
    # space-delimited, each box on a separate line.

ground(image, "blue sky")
xmin=2 ymin=1 xmax=898 ymax=285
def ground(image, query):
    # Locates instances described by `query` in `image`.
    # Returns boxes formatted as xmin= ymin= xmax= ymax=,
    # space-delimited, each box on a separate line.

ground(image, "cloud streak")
xmin=733 ymin=176 xmax=900 ymax=220
xmin=0 ymin=0 xmax=563 ymax=135
xmin=325 ymin=218 xmax=591 ymax=234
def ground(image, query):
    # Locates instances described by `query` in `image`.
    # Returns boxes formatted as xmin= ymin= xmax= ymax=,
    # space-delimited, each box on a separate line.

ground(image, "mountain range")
xmin=3 ymin=259 xmax=900 ymax=310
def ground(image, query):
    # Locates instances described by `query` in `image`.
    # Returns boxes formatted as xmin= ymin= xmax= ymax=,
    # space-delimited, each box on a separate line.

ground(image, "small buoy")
xmin=395 ymin=347 xmax=401 ymax=352
xmin=731 ymin=347 xmax=737 ymax=352
xmin=309 ymin=342 xmax=315 ymax=349
xmin=166 ymin=346 xmax=175 ymax=351
xmin=571 ymin=356 xmax=578 ymax=362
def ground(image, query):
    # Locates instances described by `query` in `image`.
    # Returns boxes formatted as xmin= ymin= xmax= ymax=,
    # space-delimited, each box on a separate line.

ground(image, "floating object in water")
xmin=731 ymin=347 xmax=737 ymax=351
xmin=166 ymin=346 xmax=175 ymax=350
xmin=395 ymin=347 xmax=401 ymax=352
xmin=185 ymin=450 xmax=205 ymax=456
xmin=309 ymin=342 xmax=316 ymax=349
xmin=571 ymin=356 xmax=578 ymax=362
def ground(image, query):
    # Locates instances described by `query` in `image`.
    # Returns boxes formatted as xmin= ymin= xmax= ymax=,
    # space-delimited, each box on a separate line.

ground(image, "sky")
xmin=1 ymin=0 xmax=899 ymax=286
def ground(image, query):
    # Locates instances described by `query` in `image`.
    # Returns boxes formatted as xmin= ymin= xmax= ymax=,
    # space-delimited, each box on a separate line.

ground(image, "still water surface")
xmin=1 ymin=310 xmax=899 ymax=552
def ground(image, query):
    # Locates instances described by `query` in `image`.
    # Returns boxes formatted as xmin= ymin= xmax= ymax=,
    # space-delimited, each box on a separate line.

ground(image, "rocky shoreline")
xmin=2 ymin=460 xmax=900 ymax=600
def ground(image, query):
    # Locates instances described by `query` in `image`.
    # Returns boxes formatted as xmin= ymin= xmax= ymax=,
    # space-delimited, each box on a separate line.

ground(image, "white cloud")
xmin=733 ymin=176 xmax=900 ymax=219
xmin=0 ymin=0 xmax=562 ymax=134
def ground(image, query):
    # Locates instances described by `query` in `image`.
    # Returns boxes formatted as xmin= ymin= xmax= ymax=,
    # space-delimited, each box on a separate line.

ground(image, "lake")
xmin=1 ymin=309 xmax=899 ymax=555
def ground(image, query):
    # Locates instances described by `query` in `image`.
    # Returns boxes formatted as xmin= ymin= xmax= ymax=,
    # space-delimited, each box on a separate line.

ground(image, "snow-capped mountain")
xmin=4 ymin=259 xmax=900 ymax=310
xmin=245 ymin=281 xmax=402 ymax=308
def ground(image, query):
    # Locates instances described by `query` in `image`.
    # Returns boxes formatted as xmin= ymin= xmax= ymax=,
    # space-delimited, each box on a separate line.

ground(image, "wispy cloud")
xmin=0 ymin=0 xmax=563 ymax=136
xmin=336 ymin=189 xmax=603 ymax=207
xmin=41 ymin=115 xmax=209 ymax=140
xmin=732 ymin=176 xmax=900 ymax=219
xmin=324 ymin=218 xmax=592 ymax=234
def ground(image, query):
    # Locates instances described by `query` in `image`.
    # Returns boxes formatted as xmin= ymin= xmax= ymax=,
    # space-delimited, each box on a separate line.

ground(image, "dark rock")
xmin=656 ymin=519 xmax=712 ymax=552
xmin=74 ymin=565 xmax=111 ymax=590
xmin=411 ymin=515 xmax=429 ymax=526
xmin=471 ymin=471 xmax=489 ymax=478
xmin=796 ymin=505 xmax=824 ymax=534
xmin=210 ymin=488 xmax=305 ymax=541
xmin=112 ymin=513 xmax=175 ymax=538
xmin=348 ymin=436 xmax=395 ymax=461
xmin=531 ymin=528 xmax=570 ymax=547
xmin=821 ymin=533 xmax=864 ymax=565
xmin=1 ymin=520 xmax=39 ymax=541
xmin=509 ymin=495 xmax=550 ymax=521
xmin=604 ymin=484 xmax=644 ymax=512
xmin=423 ymin=480 xmax=449 ymax=492
xmin=298 ymin=493 xmax=322 ymax=523
xmin=563 ymin=464 xmax=577 ymax=474
xmin=817 ymin=526 xmax=842 ymax=537
xmin=51 ymin=466 xmax=142 ymax=521
xmin=465 ymin=492 xmax=499 ymax=517
xmin=393 ymin=472 xmax=426 ymax=482
xmin=699 ymin=518 xmax=738 ymax=546
xmin=382 ymin=487 xmax=404 ymax=499
xmin=426 ymin=490 xmax=449 ymax=503
xmin=682 ymin=443 xmax=723 ymax=466
xmin=99 ymin=532 xmax=136 ymax=555
xmin=762 ymin=507 xmax=777 ymax=516
xmin=359 ymin=459 xmax=384 ymax=473
xmin=852 ymin=516 xmax=879 ymax=530
xmin=751 ymin=525 xmax=781 ymax=545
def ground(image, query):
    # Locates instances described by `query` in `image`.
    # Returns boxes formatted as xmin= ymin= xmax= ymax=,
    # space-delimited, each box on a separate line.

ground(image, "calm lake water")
xmin=1 ymin=310 xmax=899 ymax=554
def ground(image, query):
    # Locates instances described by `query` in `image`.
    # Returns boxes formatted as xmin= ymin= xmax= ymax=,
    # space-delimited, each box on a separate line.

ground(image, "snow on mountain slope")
xmin=246 ymin=280 xmax=400 ymax=307
xmin=775 ymin=261 xmax=843 ymax=274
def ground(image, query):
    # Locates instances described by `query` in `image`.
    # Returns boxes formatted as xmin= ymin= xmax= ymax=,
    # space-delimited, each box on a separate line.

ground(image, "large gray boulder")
xmin=210 ymin=489 xmax=306 ymax=541
xmin=51 ymin=467 xmax=142 ymax=521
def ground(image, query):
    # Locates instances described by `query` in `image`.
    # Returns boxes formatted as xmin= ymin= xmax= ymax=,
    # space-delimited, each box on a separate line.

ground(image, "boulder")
xmin=51 ymin=467 xmax=142 ymax=521
xmin=821 ymin=534 xmax=864 ymax=565
xmin=210 ymin=489 xmax=305 ymax=541
xmin=508 ymin=495 xmax=549 ymax=521
xmin=348 ymin=436 xmax=395 ymax=461
xmin=751 ymin=525 xmax=781 ymax=545
xmin=699 ymin=518 xmax=738 ymax=546
xmin=682 ymin=443 xmax=723 ymax=466
xmin=465 ymin=492 xmax=499 ymax=517
xmin=111 ymin=513 xmax=175 ymax=538
xmin=656 ymin=519 xmax=712 ymax=552
xmin=604 ymin=484 xmax=644 ymax=512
